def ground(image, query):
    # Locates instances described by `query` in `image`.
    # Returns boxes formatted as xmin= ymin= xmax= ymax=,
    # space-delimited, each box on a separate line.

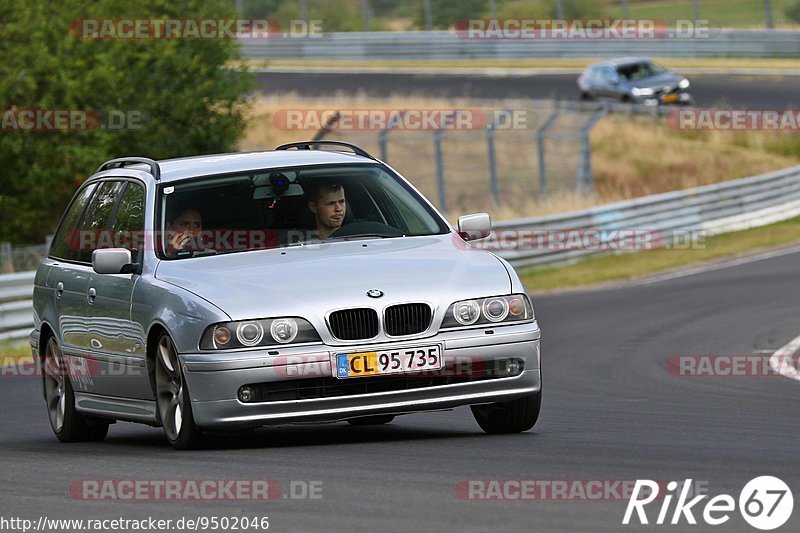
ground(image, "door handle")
xmin=88 ymin=287 xmax=97 ymax=304
xmin=56 ymin=282 xmax=64 ymax=300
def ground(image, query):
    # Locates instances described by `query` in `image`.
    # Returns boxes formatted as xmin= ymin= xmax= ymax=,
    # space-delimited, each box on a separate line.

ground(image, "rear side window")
xmin=76 ymin=180 xmax=126 ymax=263
xmin=49 ymin=183 xmax=97 ymax=262
xmin=110 ymin=183 xmax=146 ymax=263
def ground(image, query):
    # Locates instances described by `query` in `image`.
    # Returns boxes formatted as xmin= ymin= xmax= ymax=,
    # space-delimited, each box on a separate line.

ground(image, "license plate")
xmin=662 ymin=93 xmax=679 ymax=103
xmin=334 ymin=345 xmax=442 ymax=379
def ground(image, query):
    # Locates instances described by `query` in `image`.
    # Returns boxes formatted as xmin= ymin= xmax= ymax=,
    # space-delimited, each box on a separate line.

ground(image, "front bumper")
xmin=180 ymin=321 xmax=541 ymax=429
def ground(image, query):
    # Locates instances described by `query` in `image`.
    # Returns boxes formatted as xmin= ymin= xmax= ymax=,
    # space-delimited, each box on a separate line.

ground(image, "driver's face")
xmin=309 ymin=188 xmax=346 ymax=236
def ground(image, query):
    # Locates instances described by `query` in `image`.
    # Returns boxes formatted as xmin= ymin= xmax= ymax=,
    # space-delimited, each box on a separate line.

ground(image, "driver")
xmin=165 ymin=208 xmax=204 ymax=258
xmin=307 ymin=183 xmax=346 ymax=239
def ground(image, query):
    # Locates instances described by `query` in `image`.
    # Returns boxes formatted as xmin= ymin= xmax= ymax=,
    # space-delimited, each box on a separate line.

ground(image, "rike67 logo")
xmin=623 ymin=476 xmax=793 ymax=530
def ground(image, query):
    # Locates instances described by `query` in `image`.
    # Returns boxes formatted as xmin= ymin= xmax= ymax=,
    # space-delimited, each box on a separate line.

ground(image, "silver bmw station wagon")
xmin=31 ymin=141 xmax=542 ymax=449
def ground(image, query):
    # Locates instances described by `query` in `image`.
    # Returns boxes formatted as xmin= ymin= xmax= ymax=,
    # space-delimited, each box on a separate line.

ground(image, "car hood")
xmin=154 ymin=233 xmax=511 ymax=323
xmin=623 ymin=72 xmax=684 ymax=90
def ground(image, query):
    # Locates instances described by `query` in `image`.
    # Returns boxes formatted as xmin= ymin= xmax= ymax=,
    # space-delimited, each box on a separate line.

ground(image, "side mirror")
xmin=92 ymin=248 xmax=133 ymax=274
xmin=458 ymin=213 xmax=492 ymax=241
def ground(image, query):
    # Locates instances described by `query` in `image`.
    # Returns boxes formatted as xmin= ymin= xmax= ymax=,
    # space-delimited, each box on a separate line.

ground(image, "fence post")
xmin=578 ymin=107 xmax=607 ymax=193
xmin=1 ymin=242 xmax=12 ymax=273
xmin=312 ymin=111 xmax=341 ymax=141
xmin=486 ymin=122 xmax=500 ymax=205
xmin=378 ymin=127 xmax=390 ymax=162
xmin=536 ymin=102 xmax=561 ymax=196
xmin=434 ymin=128 xmax=447 ymax=212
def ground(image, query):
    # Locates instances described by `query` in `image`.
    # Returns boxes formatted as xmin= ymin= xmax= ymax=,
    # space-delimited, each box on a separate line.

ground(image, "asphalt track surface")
xmin=255 ymin=71 xmax=799 ymax=109
xmin=2 ymin=249 xmax=800 ymax=532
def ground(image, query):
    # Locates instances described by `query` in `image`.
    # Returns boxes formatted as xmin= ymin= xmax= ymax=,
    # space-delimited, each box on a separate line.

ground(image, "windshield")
xmin=616 ymin=61 xmax=667 ymax=82
xmin=158 ymin=163 xmax=449 ymax=259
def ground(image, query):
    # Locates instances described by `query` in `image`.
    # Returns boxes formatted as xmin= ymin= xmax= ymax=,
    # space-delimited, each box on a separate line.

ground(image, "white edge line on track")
xmin=769 ymin=333 xmax=800 ymax=382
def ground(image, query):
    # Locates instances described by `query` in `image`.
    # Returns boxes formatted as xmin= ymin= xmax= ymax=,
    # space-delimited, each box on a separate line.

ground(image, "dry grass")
xmin=240 ymin=94 xmax=800 ymax=220
xmin=591 ymin=115 xmax=800 ymax=198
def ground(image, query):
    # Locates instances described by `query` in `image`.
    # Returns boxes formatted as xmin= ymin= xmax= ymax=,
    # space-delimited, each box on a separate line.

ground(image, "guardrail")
xmin=3 ymin=164 xmax=800 ymax=341
xmin=240 ymin=29 xmax=800 ymax=60
xmin=0 ymin=271 xmax=34 ymax=342
xmin=489 ymin=165 xmax=800 ymax=268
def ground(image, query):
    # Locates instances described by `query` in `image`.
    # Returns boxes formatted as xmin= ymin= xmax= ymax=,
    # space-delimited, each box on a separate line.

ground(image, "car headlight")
xmin=441 ymin=294 xmax=534 ymax=329
xmin=631 ymin=87 xmax=655 ymax=97
xmin=200 ymin=317 xmax=319 ymax=350
xmin=678 ymin=78 xmax=690 ymax=89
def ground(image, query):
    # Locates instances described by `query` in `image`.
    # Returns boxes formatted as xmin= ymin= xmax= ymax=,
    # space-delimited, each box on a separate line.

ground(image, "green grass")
xmin=612 ymin=0 xmax=797 ymax=28
xmin=0 ymin=339 xmax=31 ymax=357
xmin=520 ymin=216 xmax=800 ymax=292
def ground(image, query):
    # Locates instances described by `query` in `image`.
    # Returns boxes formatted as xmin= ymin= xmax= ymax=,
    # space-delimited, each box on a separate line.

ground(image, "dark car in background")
xmin=578 ymin=57 xmax=693 ymax=106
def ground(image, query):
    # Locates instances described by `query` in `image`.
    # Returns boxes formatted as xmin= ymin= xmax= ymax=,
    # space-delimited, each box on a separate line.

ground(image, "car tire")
xmin=580 ymin=91 xmax=593 ymax=101
xmin=43 ymin=336 xmax=109 ymax=442
xmin=471 ymin=392 xmax=541 ymax=434
xmin=347 ymin=415 xmax=395 ymax=426
xmin=155 ymin=332 xmax=202 ymax=450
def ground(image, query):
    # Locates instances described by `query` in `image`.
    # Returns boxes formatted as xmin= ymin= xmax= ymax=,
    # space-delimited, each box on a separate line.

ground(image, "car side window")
xmin=77 ymin=180 xmax=126 ymax=263
xmin=49 ymin=183 xmax=98 ymax=261
xmin=110 ymin=182 xmax=146 ymax=264
xmin=601 ymin=67 xmax=618 ymax=84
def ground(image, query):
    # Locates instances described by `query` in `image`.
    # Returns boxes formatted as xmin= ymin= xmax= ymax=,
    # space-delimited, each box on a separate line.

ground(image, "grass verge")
xmin=0 ymin=339 xmax=31 ymax=357
xmin=520 ymin=216 xmax=800 ymax=292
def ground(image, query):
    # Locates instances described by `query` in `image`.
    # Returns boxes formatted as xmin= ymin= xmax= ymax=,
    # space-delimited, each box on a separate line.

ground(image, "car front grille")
xmin=328 ymin=308 xmax=379 ymax=340
xmin=384 ymin=303 xmax=432 ymax=336
xmin=242 ymin=359 xmax=524 ymax=403
xmin=328 ymin=303 xmax=433 ymax=340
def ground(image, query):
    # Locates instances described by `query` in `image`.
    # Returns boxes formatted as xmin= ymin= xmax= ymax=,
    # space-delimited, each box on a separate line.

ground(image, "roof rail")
xmin=96 ymin=157 xmax=161 ymax=180
xmin=275 ymin=141 xmax=376 ymax=160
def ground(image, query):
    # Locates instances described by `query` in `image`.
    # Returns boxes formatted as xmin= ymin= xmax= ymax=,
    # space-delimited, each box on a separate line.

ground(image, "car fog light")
xmin=270 ymin=318 xmax=298 ymax=344
xmin=238 ymin=386 xmax=255 ymax=403
xmin=236 ymin=322 xmax=264 ymax=346
xmin=454 ymin=300 xmax=480 ymax=325
xmin=500 ymin=359 xmax=523 ymax=377
xmin=483 ymin=298 xmax=509 ymax=322
xmin=213 ymin=326 xmax=232 ymax=346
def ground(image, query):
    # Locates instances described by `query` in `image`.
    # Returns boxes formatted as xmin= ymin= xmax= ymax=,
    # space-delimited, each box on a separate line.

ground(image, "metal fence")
xmin=0 ymin=239 xmax=50 ymax=274
xmin=3 ymin=164 xmax=800 ymax=341
xmin=317 ymin=100 xmax=665 ymax=213
xmin=240 ymin=29 xmax=800 ymax=60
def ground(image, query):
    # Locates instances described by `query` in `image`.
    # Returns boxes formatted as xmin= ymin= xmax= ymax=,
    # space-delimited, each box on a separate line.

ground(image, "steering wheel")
xmin=330 ymin=220 xmax=404 ymax=238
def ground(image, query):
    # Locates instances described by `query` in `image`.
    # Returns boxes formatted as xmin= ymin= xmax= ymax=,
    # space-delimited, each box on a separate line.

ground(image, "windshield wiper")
xmin=328 ymin=233 xmax=405 ymax=242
